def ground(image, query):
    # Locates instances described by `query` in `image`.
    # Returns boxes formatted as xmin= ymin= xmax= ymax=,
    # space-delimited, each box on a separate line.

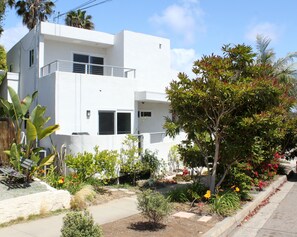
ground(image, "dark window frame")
xmin=29 ymin=49 xmax=34 ymax=67
xmin=73 ymin=53 xmax=104 ymax=75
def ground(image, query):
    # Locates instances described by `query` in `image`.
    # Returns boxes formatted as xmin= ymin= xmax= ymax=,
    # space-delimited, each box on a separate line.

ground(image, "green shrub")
xmin=137 ymin=189 xmax=172 ymax=224
xmin=210 ymin=191 xmax=241 ymax=217
xmin=65 ymin=146 xmax=118 ymax=182
xmin=142 ymin=149 xmax=161 ymax=178
xmin=167 ymin=182 xmax=207 ymax=203
xmin=60 ymin=211 xmax=102 ymax=237
xmin=120 ymin=135 xmax=144 ymax=185
xmin=167 ymin=186 xmax=189 ymax=202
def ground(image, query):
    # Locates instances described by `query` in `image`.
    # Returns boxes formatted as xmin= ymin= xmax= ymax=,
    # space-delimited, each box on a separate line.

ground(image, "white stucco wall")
xmin=122 ymin=31 xmax=171 ymax=93
xmin=138 ymin=102 xmax=171 ymax=133
xmin=40 ymin=22 xmax=114 ymax=47
xmin=105 ymin=32 xmax=124 ymax=67
xmin=43 ymin=39 xmax=107 ymax=67
xmin=0 ymin=73 xmax=19 ymax=101
xmin=52 ymin=71 xmax=136 ymax=135
xmin=7 ymin=29 xmax=37 ymax=100
xmin=47 ymin=132 xmax=186 ymax=166
xmin=38 ymin=73 xmax=56 ymax=126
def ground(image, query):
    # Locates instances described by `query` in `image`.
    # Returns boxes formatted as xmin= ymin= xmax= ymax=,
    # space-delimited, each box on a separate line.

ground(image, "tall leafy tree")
xmin=8 ymin=0 xmax=55 ymax=30
xmin=165 ymin=44 xmax=287 ymax=193
xmin=65 ymin=10 xmax=94 ymax=30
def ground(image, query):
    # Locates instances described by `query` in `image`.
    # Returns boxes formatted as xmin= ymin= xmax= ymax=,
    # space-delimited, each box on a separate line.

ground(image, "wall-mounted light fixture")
xmin=86 ymin=110 xmax=91 ymax=119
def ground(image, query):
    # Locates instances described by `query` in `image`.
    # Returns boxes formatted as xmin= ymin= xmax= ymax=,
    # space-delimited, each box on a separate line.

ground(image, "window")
xmin=98 ymin=111 xmax=131 ymax=135
xmin=117 ymin=113 xmax=131 ymax=134
xmin=90 ymin=56 xmax=104 ymax=75
xmin=73 ymin=54 xmax=88 ymax=73
xmin=138 ymin=111 xmax=152 ymax=118
xmin=29 ymin=49 xmax=34 ymax=67
xmin=98 ymin=111 xmax=114 ymax=135
xmin=73 ymin=54 xmax=104 ymax=75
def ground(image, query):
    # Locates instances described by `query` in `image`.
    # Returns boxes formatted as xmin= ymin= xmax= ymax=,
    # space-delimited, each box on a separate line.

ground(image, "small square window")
xmin=139 ymin=111 xmax=152 ymax=118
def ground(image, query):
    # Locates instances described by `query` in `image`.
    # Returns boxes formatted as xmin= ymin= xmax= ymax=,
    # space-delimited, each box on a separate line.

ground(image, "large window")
xmin=98 ymin=111 xmax=131 ymax=135
xmin=73 ymin=54 xmax=104 ymax=75
xmin=117 ymin=113 xmax=131 ymax=134
xmin=98 ymin=111 xmax=114 ymax=135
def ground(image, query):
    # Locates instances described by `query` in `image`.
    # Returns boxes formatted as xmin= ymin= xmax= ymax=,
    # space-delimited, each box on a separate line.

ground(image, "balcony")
xmin=40 ymin=60 xmax=136 ymax=78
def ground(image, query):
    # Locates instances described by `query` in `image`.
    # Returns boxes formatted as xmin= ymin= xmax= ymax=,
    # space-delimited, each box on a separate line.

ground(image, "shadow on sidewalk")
xmin=287 ymin=171 xmax=297 ymax=182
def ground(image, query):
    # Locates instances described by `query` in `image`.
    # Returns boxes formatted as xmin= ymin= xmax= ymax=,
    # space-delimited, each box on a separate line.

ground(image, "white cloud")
xmin=149 ymin=0 xmax=205 ymax=44
xmin=245 ymin=22 xmax=279 ymax=42
xmin=0 ymin=23 xmax=28 ymax=51
xmin=171 ymin=48 xmax=199 ymax=77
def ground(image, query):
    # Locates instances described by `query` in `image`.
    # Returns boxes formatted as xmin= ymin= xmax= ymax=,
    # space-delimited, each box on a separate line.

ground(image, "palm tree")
xmin=256 ymin=35 xmax=297 ymax=82
xmin=7 ymin=0 xmax=55 ymax=30
xmin=256 ymin=35 xmax=297 ymax=97
xmin=65 ymin=10 xmax=94 ymax=30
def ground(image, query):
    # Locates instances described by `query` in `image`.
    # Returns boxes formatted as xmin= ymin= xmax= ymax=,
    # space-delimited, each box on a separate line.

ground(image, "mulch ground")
xmin=102 ymin=213 xmax=220 ymax=237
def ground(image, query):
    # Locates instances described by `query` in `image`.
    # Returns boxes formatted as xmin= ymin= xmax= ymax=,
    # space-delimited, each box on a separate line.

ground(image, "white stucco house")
xmin=1 ymin=22 xmax=185 ymax=163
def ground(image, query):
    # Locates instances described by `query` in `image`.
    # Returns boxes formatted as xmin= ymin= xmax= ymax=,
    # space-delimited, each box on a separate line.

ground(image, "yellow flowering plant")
xmin=204 ymin=190 xmax=211 ymax=199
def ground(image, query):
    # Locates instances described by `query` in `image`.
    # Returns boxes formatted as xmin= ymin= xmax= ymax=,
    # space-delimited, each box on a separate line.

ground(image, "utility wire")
xmin=53 ymin=0 xmax=111 ymax=20
xmin=79 ymin=0 xmax=111 ymax=11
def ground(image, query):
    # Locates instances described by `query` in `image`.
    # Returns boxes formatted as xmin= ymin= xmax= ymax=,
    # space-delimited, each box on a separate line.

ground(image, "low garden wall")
xmin=0 ymin=181 xmax=71 ymax=224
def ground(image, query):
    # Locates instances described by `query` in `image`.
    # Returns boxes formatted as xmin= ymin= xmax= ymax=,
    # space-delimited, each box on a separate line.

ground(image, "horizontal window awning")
xmin=135 ymin=91 xmax=169 ymax=103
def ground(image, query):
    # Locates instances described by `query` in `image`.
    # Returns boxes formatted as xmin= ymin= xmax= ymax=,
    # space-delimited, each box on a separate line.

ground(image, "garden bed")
xmin=101 ymin=212 xmax=220 ymax=237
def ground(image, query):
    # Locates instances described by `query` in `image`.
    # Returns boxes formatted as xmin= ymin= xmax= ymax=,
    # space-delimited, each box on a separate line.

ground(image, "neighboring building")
xmin=1 ymin=22 xmax=185 ymax=164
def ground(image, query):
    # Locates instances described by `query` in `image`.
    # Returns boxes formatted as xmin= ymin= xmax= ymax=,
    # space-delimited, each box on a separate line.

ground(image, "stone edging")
xmin=202 ymin=175 xmax=287 ymax=237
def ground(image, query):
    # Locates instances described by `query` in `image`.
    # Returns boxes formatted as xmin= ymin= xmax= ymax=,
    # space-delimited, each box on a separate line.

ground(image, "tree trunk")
xmin=210 ymin=133 xmax=220 ymax=193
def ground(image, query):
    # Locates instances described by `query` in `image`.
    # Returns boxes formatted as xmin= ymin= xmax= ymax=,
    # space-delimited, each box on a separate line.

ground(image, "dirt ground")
xmin=91 ymin=187 xmax=139 ymax=205
xmin=95 ymin=185 xmax=220 ymax=237
xmin=101 ymin=213 xmax=220 ymax=237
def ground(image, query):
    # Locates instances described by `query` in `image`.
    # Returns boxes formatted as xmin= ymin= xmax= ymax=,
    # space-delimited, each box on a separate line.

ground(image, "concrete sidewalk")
xmin=230 ymin=174 xmax=297 ymax=237
xmin=0 ymin=195 xmax=139 ymax=237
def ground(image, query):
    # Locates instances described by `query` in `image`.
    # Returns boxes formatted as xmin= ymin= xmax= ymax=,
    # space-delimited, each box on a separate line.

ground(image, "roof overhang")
xmin=40 ymin=22 xmax=114 ymax=48
xmin=135 ymin=91 xmax=169 ymax=103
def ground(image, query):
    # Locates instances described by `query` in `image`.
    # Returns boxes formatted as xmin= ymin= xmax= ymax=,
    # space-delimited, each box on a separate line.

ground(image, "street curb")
xmin=202 ymin=175 xmax=287 ymax=237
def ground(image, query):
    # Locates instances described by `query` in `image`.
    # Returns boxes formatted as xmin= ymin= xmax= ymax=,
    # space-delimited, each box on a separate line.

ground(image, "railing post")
xmin=85 ymin=64 xmax=88 ymax=74
xmin=111 ymin=67 xmax=113 ymax=77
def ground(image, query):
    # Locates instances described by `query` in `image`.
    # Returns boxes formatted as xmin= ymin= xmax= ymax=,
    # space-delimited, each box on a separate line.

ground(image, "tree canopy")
xmin=0 ymin=1 xmax=5 ymax=35
xmin=165 ymin=44 xmax=295 ymax=193
xmin=8 ymin=0 xmax=55 ymax=30
xmin=65 ymin=10 xmax=94 ymax=30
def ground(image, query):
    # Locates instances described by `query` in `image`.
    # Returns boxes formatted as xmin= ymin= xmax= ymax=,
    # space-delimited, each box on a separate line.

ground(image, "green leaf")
xmin=0 ymin=98 xmax=12 ymax=116
xmin=39 ymin=124 xmax=60 ymax=140
xmin=20 ymin=95 xmax=33 ymax=115
xmin=39 ymin=153 xmax=55 ymax=166
xmin=8 ymin=86 xmax=23 ymax=117
xmin=26 ymin=119 xmax=37 ymax=142
xmin=10 ymin=143 xmax=20 ymax=161
xmin=31 ymin=105 xmax=46 ymax=129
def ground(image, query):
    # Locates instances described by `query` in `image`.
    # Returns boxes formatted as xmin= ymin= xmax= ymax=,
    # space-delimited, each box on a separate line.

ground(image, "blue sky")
xmin=1 ymin=0 xmax=297 ymax=74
